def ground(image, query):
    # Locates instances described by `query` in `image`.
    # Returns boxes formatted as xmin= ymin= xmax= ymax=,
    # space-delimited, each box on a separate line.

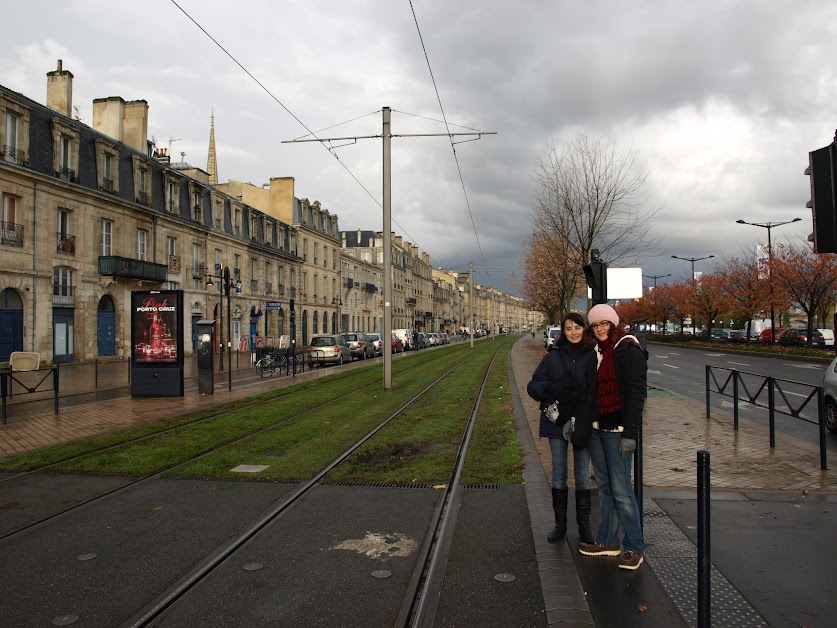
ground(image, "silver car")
xmin=342 ymin=332 xmax=374 ymax=361
xmin=821 ymin=354 xmax=837 ymax=433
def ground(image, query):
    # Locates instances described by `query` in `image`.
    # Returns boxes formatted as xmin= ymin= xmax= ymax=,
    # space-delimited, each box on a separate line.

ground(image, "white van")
xmin=393 ymin=328 xmax=413 ymax=350
xmin=545 ymin=325 xmax=561 ymax=349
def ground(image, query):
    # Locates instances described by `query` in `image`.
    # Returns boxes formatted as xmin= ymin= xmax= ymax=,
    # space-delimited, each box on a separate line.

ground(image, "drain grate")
xmin=644 ymin=498 xmax=768 ymax=627
xmin=463 ymin=483 xmax=502 ymax=490
xmin=319 ymin=480 xmax=434 ymax=489
xmin=166 ymin=475 xmax=302 ymax=484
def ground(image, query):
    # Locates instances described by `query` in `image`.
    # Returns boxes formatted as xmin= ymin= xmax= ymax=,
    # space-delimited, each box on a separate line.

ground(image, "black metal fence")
xmin=705 ymin=365 xmax=827 ymax=470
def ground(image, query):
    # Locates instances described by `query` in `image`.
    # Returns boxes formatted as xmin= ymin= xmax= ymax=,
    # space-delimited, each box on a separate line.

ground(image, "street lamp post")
xmin=642 ymin=274 xmax=671 ymax=288
xmin=671 ymin=255 xmax=715 ymax=336
xmin=736 ymin=218 xmax=801 ymax=346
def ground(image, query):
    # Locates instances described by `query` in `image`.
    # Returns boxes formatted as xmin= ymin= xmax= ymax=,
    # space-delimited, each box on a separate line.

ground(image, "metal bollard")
xmin=705 ymin=365 xmax=711 ymax=419
xmin=768 ymin=378 xmax=776 ymax=448
xmin=95 ymin=358 xmax=99 ymax=389
xmin=697 ymin=450 xmax=711 ymax=627
xmin=732 ymin=371 xmax=739 ymax=430
xmin=818 ymin=387 xmax=828 ymax=471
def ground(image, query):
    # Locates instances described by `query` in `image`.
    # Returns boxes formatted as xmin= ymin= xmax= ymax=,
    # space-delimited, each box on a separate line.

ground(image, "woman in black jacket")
xmin=527 ymin=312 xmax=596 ymax=544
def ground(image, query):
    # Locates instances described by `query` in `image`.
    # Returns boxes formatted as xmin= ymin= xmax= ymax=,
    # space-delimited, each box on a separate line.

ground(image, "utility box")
xmin=196 ymin=320 xmax=215 ymax=395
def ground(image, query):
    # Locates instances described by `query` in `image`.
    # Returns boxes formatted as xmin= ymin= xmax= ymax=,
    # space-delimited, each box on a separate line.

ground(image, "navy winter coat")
xmin=527 ymin=343 xmax=596 ymax=447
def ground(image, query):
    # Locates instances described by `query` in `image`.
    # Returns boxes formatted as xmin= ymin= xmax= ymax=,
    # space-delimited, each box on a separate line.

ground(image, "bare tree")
xmin=532 ymin=131 xmax=664 ymax=271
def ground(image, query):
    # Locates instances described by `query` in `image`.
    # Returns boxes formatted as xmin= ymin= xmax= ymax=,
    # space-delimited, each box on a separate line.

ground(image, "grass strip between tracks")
xmin=1 ymin=337 xmax=524 ymax=485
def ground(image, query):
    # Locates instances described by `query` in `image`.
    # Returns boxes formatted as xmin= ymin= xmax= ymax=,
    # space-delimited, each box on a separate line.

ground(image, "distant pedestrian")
xmin=527 ymin=312 xmax=596 ymax=544
xmin=580 ymin=303 xmax=647 ymax=571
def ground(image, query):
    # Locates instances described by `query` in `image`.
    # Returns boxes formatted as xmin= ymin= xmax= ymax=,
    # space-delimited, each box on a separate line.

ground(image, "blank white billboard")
xmin=607 ymin=267 xmax=643 ymax=299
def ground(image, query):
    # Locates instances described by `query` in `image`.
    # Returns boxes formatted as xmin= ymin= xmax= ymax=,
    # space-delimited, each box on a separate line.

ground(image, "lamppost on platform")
xmin=671 ymin=255 xmax=715 ymax=336
xmin=736 ymin=217 xmax=801 ymax=345
xmin=205 ymin=266 xmax=232 ymax=391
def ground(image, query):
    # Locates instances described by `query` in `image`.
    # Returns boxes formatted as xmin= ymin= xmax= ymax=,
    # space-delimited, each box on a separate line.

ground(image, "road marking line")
xmin=781 ymin=364 xmax=823 ymax=370
xmin=705 ymin=353 xmax=724 ymax=357
xmin=728 ymin=361 xmax=750 ymax=367
xmin=663 ymin=364 xmax=679 ymax=369
xmin=648 ymin=369 xmax=661 ymax=375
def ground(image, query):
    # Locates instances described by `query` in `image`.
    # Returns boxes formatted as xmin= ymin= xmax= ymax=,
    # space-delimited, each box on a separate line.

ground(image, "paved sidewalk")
xmin=511 ymin=335 xmax=837 ymax=627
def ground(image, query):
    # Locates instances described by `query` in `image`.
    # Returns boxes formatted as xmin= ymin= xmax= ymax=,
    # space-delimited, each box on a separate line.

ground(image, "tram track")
xmin=0 ymin=337 xmax=512 ymax=627
xmin=0 ymin=348 xmax=465 ymax=542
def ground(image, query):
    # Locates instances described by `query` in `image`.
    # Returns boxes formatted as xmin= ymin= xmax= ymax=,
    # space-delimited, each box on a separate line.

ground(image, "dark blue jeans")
xmin=549 ymin=437 xmax=591 ymax=490
xmin=588 ymin=429 xmax=645 ymax=554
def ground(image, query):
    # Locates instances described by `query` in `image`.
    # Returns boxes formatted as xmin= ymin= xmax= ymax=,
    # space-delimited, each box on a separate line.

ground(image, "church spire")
xmin=207 ymin=109 xmax=218 ymax=185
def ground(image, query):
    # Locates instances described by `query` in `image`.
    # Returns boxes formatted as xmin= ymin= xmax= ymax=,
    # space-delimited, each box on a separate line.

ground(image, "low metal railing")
xmin=705 ymin=365 xmax=827 ymax=469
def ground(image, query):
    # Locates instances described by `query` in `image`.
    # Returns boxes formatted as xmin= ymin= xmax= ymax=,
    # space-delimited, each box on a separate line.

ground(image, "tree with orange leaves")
xmin=715 ymin=254 xmax=771 ymax=340
xmin=689 ymin=272 xmax=730 ymax=337
xmin=770 ymin=242 xmax=837 ymax=345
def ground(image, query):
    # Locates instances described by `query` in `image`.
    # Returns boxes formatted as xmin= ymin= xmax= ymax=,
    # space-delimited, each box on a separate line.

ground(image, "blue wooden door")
xmin=0 ymin=309 xmax=23 ymax=361
xmin=97 ymin=311 xmax=116 ymax=356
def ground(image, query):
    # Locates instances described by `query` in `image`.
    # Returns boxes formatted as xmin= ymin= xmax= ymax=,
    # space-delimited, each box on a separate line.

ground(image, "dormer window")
xmin=95 ymin=139 xmax=119 ymax=193
xmin=1 ymin=97 xmax=30 ymax=166
xmin=189 ymin=183 xmax=203 ymax=222
xmin=132 ymin=156 xmax=152 ymax=205
xmin=52 ymin=119 xmax=79 ymax=182
xmin=164 ymin=174 xmax=180 ymax=213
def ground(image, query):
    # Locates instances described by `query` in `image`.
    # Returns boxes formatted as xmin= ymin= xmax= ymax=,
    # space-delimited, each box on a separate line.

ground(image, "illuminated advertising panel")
xmin=131 ymin=290 xmax=183 ymax=366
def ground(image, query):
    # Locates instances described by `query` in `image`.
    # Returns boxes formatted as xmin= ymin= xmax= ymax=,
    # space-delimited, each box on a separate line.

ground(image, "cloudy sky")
xmin=3 ymin=0 xmax=835 ymax=295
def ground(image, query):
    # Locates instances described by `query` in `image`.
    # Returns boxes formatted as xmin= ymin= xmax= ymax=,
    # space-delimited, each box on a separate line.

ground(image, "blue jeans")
xmin=588 ymin=430 xmax=645 ymax=554
xmin=549 ymin=437 xmax=591 ymax=490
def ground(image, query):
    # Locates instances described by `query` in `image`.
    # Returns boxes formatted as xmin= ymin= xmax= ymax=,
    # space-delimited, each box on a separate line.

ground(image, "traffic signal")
xmin=583 ymin=249 xmax=608 ymax=306
xmin=807 ymin=142 xmax=837 ymax=253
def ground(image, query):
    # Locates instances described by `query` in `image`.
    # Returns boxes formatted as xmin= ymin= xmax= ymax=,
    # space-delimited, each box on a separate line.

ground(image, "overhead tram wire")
xmin=169 ymin=1 xmax=418 ymax=248
xmin=409 ymin=0 xmax=494 ymax=290
xmin=171 ymin=0 xmax=479 ymax=279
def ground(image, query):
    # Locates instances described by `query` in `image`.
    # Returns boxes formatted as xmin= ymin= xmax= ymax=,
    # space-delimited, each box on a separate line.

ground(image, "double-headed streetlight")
xmin=671 ymin=255 xmax=715 ymax=336
xmin=736 ymin=217 xmax=801 ymax=346
xmin=642 ymin=273 xmax=671 ymax=288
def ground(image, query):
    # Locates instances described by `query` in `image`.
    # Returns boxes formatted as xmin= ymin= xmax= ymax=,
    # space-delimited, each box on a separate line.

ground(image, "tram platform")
xmin=0 ymin=339 xmax=835 ymax=626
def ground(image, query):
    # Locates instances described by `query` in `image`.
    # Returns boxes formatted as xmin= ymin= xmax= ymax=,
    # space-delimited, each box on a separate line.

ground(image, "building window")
xmin=133 ymin=156 xmax=151 ymax=206
xmin=166 ymin=236 xmax=180 ymax=273
xmin=57 ymin=208 xmax=74 ymax=254
xmin=4 ymin=112 xmax=18 ymax=156
xmin=250 ymin=214 xmax=258 ymax=241
xmin=137 ymin=229 xmax=147 ymax=261
xmin=213 ymin=199 xmax=222 ymax=228
xmin=167 ymin=236 xmax=177 ymax=257
xmin=314 ymin=243 xmax=319 ymax=266
xmin=192 ymin=188 xmax=202 ymax=222
xmin=96 ymin=139 xmax=119 ymax=193
xmin=101 ymin=219 xmax=112 ymax=256
xmin=234 ymin=208 xmax=241 ymax=235
xmin=53 ymin=267 xmax=74 ymax=305
xmin=1 ymin=194 xmax=22 ymax=246
xmin=303 ymin=238 xmax=308 ymax=261
xmin=323 ymin=276 xmax=327 ymax=304
xmin=164 ymin=176 xmax=179 ymax=213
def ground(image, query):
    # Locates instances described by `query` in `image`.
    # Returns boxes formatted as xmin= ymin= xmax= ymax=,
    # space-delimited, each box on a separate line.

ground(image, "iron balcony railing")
xmin=2 ymin=145 xmax=27 ymax=165
xmin=168 ymin=255 xmax=181 ymax=273
xmin=365 ymin=283 xmax=378 ymax=292
xmin=406 ymin=297 xmax=417 ymax=305
xmin=265 ymin=282 xmax=273 ymax=294
xmin=250 ymin=279 xmax=258 ymax=293
xmin=58 ymin=167 xmax=76 ymax=182
xmin=345 ymin=277 xmax=354 ymax=287
xmin=57 ymin=233 xmax=75 ymax=254
xmin=103 ymin=177 xmax=115 ymax=193
xmin=137 ymin=190 xmax=149 ymax=205
xmin=192 ymin=262 xmax=207 ymax=278
xmin=278 ymin=285 xmax=285 ymax=296
xmin=1 ymin=222 xmax=24 ymax=246
xmin=99 ymin=256 xmax=167 ymax=282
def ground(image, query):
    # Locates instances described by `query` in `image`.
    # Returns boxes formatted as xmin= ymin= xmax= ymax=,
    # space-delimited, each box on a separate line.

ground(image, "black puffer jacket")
xmin=595 ymin=335 xmax=647 ymax=441
xmin=527 ymin=343 xmax=596 ymax=447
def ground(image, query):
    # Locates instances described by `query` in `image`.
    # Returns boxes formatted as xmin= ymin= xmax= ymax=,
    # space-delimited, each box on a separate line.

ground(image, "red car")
xmin=759 ymin=327 xmax=787 ymax=345
xmin=391 ymin=335 xmax=404 ymax=353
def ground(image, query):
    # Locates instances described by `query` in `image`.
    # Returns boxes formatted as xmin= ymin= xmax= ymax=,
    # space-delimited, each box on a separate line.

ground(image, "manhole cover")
xmin=243 ymin=563 xmax=264 ymax=571
xmin=52 ymin=616 xmax=79 ymax=626
xmin=371 ymin=570 xmax=392 ymax=579
xmin=494 ymin=573 xmax=515 ymax=583
xmin=77 ymin=553 xmax=97 ymax=561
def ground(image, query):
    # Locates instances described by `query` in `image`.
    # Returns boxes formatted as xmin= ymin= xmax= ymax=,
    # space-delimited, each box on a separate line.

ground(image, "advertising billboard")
xmin=130 ymin=290 xmax=184 ymax=366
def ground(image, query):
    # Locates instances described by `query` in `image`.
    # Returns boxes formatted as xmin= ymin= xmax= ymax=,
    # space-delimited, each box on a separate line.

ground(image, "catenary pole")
xmin=383 ymin=107 xmax=392 ymax=390
xmin=469 ymin=262 xmax=474 ymax=348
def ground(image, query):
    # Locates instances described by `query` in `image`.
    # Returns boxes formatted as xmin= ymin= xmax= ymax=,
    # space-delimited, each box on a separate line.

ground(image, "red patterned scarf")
xmin=596 ymin=337 xmax=621 ymax=414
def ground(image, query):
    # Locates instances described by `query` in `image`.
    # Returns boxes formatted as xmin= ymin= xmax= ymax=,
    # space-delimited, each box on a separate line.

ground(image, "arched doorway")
xmin=0 ymin=288 xmax=24 ymax=361
xmin=97 ymin=295 xmax=116 ymax=356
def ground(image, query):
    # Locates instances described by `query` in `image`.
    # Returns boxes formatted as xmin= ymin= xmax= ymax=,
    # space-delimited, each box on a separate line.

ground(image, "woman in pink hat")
xmin=579 ymin=303 xmax=647 ymax=571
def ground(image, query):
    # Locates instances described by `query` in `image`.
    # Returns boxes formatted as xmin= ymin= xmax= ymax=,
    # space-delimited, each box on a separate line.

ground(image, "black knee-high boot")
xmin=575 ymin=489 xmax=594 ymax=544
xmin=547 ymin=488 xmax=568 ymax=542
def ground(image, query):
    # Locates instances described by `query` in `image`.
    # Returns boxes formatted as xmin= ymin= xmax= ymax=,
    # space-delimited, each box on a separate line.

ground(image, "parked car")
xmin=391 ymin=335 xmax=404 ymax=353
xmin=821 ymin=354 xmax=837 ymax=433
xmin=429 ymin=332 xmax=441 ymax=346
xmin=778 ymin=328 xmax=826 ymax=348
xmin=366 ymin=332 xmax=384 ymax=356
xmin=416 ymin=333 xmax=428 ymax=348
xmin=724 ymin=329 xmax=746 ymax=343
xmin=817 ymin=329 xmax=835 ymax=347
xmin=342 ymin=332 xmax=375 ymax=360
xmin=545 ymin=326 xmax=561 ymax=349
xmin=759 ymin=327 xmax=787 ymax=345
xmin=307 ymin=334 xmax=350 ymax=366
xmin=440 ymin=332 xmax=450 ymax=344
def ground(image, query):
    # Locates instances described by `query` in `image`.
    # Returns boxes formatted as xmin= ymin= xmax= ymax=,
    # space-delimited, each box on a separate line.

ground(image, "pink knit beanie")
xmin=587 ymin=304 xmax=619 ymax=328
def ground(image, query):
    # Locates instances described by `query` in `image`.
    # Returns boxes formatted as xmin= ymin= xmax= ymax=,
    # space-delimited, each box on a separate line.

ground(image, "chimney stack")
xmin=46 ymin=60 xmax=73 ymax=118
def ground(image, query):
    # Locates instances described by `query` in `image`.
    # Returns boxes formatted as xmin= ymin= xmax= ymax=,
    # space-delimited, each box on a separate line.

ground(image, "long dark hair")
xmin=556 ymin=312 xmax=594 ymax=348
